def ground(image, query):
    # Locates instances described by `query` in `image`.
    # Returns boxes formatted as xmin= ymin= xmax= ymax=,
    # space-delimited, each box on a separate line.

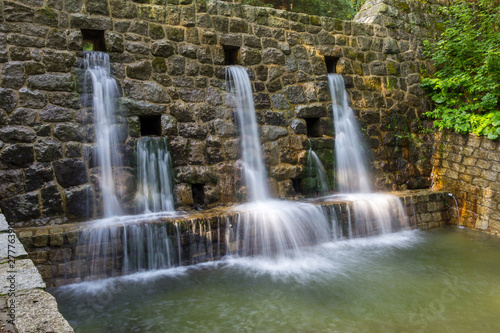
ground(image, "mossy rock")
xmin=149 ymin=23 xmax=165 ymax=40
xmin=152 ymin=57 xmax=168 ymax=73
xmin=34 ymin=7 xmax=58 ymax=27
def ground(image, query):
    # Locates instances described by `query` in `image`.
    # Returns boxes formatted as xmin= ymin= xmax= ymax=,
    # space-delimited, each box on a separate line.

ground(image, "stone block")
xmin=0 ymin=170 xmax=24 ymax=200
xmin=0 ymin=88 xmax=18 ymax=113
xmin=65 ymin=184 xmax=94 ymax=217
xmin=105 ymin=31 xmax=124 ymax=52
xmin=34 ymin=7 xmax=58 ymax=27
xmin=34 ymin=137 xmax=63 ymax=162
xmin=109 ymin=0 xmax=137 ymax=19
xmin=165 ymin=26 xmax=185 ymax=42
xmin=70 ymin=14 xmax=113 ymax=30
xmin=39 ymin=104 xmax=74 ymax=122
xmin=0 ymin=126 xmax=36 ymax=143
xmin=262 ymin=48 xmax=285 ymax=65
xmin=167 ymin=55 xmax=186 ymax=75
xmin=25 ymin=163 xmax=54 ymax=192
xmin=4 ymin=1 xmax=34 ymax=23
xmin=0 ymin=144 xmax=34 ymax=169
xmin=53 ymin=123 xmax=85 ymax=142
xmin=14 ymin=288 xmax=73 ymax=332
xmin=214 ymin=119 xmax=236 ymax=137
xmin=262 ymin=125 xmax=288 ymax=142
xmin=19 ymin=87 xmax=46 ymax=109
xmin=1 ymin=62 xmax=26 ymax=89
xmin=53 ymin=159 xmax=88 ymax=188
xmin=179 ymin=123 xmax=208 ymax=139
xmin=28 ymin=73 xmax=74 ymax=92
xmin=178 ymin=88 xmax=205 ymax=103
xmin=122 ymin=98 xmax=166 ymax=116
xmin=295 ymin=103 xmax=327 ymax=118
xmin=85 ymin=0 xmax=109 ymax=15
xmin=126 ymin=60 xmax=152 ymax=80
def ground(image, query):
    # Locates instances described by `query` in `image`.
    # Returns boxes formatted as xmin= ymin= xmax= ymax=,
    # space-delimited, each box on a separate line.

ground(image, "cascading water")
xmin=307 ymin=149 xmax=330 ymax=195
xmin=77 ymin=54 xmax=181 ymax=281
xmin=227 ymin=202 xmax=331 ymax=257
xmin=226 ymin=66 xmax=269 ymax=201
xmin=77 ymin=216 xmax=180 ymax=280
xmin=329 ymin=74 xmax=372 ymax=193
xmin=225 ymin=66 xmax=331 ymax=256
xmin=82 ymin=52 xmax=123 ymax=217
xmin=135 ymin=137 xmax=175 ymax=214
xmin=327 ymin=74 xmax=410 ymax=236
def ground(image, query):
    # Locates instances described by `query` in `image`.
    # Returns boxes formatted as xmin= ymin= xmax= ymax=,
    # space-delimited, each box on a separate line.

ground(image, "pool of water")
xmin=50 ymin=227 xmax=500 ymax=332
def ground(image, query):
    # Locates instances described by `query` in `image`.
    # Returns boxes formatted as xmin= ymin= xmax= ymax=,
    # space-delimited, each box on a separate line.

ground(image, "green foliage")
xmin=421 ymin=0 xmax=500 ymax=139
xmin=82 ymin=41 xmax=94 ymax=51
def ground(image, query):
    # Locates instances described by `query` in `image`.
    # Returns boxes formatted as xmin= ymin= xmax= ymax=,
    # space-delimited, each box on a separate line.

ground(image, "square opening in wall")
xmin=292 ymin=178 xmax=303 ymax=195
xmin=192 ymin=183 xmax=205 ymax=208
xmin=223 ymin=46 xmax=240 ymax=65
xmin=82 ymin=29 xmax=106 ymax=52
xmin=324 ymin=56 xmax=339 ymax=73
xmin=139 ymin=115 xmax=162 ymax=136
xmin=305 ymin=118 xmax=322 ymax=137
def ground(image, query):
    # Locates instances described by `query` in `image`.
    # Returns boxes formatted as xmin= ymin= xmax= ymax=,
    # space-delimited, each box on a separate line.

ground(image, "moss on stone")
xmin=396 ymin=1 xmax=410 ymax=13
xmin=34 ymin=7 xmax=58 ymax=27
xmin=152 ymin=57 xmax=168 ymax=73
xmin=149 ymin=23 xmax=165 ymax=39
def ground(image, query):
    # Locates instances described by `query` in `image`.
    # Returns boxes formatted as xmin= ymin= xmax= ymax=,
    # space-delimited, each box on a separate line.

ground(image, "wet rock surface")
xmin=0 ymin=0 xmax=441 ymax=225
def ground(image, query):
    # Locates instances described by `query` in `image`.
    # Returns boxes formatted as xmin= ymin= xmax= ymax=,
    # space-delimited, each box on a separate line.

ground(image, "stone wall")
xmin=432 ymin=132 xmax=500 ymax=236
xmin=355 ymin=0 xmax=448 ymax=35
xmin=17 ymin=189 xmax=453 ymax=287
xmin=0 ymin=0 xmax=439 ymax=226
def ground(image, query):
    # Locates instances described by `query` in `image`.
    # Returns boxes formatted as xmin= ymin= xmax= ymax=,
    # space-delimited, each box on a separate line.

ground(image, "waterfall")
xmin=77 ymin=216 xmax=181 ymax=280
xmin=226 ymin=66 xmax=269 ymax=202
xmin=135 ymin=137 xmax=175 ymax=214
xmin=328 ymin=74 xmax=410 ymax=236
xmin=307 ymin=149 xmax=330 ymax=195
xmin=223 ymin=66 xmax=331 ymax=258
xmin=82 ymin=52 xmax=123 ymax=217
xmin=227 ymin=201 xmax=331 ymax=257
xmin=329 ymin=74 xmax=371 ymax=193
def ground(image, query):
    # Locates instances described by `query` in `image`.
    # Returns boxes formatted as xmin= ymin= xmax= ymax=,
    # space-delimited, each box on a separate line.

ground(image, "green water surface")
xmin=51 ymin=227 xmax=500 ymax=333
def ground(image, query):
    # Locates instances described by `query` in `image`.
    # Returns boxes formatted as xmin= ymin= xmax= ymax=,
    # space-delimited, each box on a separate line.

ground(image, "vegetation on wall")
xmin=224 ymin=0 xmax=367 ymax=19
xmin=421 ymin=0 xmax=500 ymax=139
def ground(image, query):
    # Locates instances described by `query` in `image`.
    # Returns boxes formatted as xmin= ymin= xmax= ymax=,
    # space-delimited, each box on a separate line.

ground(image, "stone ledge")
xmin=17 ymin=189 xmax=452 ymax=286
xmin=0 ymin=213 xmax=74 ymax=332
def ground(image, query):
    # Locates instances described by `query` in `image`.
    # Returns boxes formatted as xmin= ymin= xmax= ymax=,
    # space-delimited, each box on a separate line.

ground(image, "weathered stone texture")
xmin=0 ymin=0 xmax=440 ymax=225
xmin=432 ymin=132 xmax=500 ymax=235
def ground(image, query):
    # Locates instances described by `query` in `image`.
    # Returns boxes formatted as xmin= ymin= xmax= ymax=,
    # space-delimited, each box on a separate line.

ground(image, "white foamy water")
xmin=135 ymin=137 xmax=175 ymax=214
xmin=226 ymin=66 xmax=269 ymax=202
xmin=307 ymin=149 xmax=330 ymax=195
xmin=227 ymin=200 xmax=331 ymax=258
xmin=329 ymin=74 xmax=372 ymax=193
xmin=82 ymin=52 xmax=123 ymax=217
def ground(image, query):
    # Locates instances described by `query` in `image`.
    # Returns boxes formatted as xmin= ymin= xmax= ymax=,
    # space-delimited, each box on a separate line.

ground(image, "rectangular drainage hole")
xmin=223 ymin=45 xmax=240 ymax=66
xmin=192 ymin=183 xmax=205 ymax=209
xmin=82 ymin=29 xmax=106 ymax=52
xmin=292 ymin=178 xmax=303 ymax=195
xmin=305 ymin=117 xmax=322 ymax=137
xmin=324 ymin=56 xmax=339 ymax=73
xmin=139 ymin=115 xmax=162 ymax=136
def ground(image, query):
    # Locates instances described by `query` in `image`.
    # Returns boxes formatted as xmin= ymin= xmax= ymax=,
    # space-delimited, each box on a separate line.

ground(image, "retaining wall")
xmin=0 ymin=0 xmax=445 ymax=226
xmin=17 ymin=189 xmax=453 ymax=287
xmin=432 ymin=132 xmax=500 ymax=235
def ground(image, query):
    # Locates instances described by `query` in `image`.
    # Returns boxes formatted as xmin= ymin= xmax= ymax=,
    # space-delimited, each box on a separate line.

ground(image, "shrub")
xmin=421 ymin=0 xmax=500 ymax=139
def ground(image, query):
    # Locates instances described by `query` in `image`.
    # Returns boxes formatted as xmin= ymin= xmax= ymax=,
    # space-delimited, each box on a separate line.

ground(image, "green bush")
xmin=421 ymin=0 xmax=500 ymax=139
